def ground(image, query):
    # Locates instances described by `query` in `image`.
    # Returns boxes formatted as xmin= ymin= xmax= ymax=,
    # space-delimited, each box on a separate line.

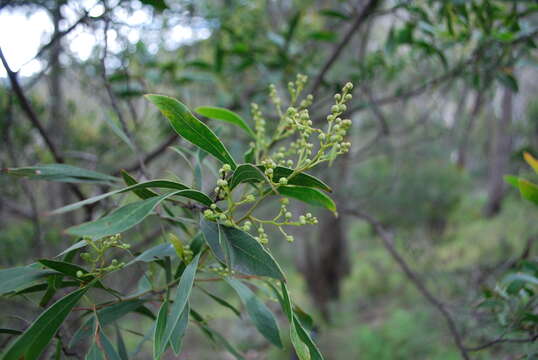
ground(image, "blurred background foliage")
xmin=1 ymin=0 xmax=538 ymax=359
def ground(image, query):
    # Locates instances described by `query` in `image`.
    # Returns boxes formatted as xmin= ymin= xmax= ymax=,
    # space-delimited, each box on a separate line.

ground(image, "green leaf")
xmin=4 ymin=164 xmax=118 ymax=184
xmin=100 ymin=330 xmax=122 ymax=360
xmin=170 ymin=302 xmax=189 ymax=354
xmin=319 ymin=8 xmax=351 ymax=20
xmin=103 ymin=113 xmax=136 ymax=152
xmin=56 ymin=240 xmax=88 ymax=257
xmin=261 ymin=166 xmax=332 ymax=192
xmin=38 ymin=259 xmax=91 ymax=281
xmin=504 ymin=273 xmax=538 ymax=286
xmin=153 ymin=300 xmax=169 ymax=360
xmin=280 ymin=283 xmax=311 ymax=360
xmin=126 ymin=243 xmax=176 ymax=266
xmin=504 ymin=175 xmax=519 ymax=188
xmin=155 ymin=253 xmax=200 ymax=359
xmin=196 ymin=324 xmax=246 ymax=360
xmin=225 ymin=278 xmax=282 ymax=348
xmin=195 ymin=106 xmax=256 ymax=139
xmin=524 ymin=152 xmax=538 ymax=174
xmin=3 ymin=287 xmax=88 ymax=360
xmin=86 ymin=343 xmax=104 ymax=360
xmin=229 ymin=164 xmax=267 ymax=189
xmin=0 ymin=266 xmax=57 ymax=295
xmin=293 ymin=315 xmax=323 ymax=360
xmin=199 ymin=288 xmax=241 ymax=317
xmin=50 ymin=179 xmax=189 ymax=215
xmin=0 ymin=328 xmax=22 ymax=335
xmin=519 ymin=178 xmax=538 ymax=206
xmin=274 ymin=186 xmax=336 ymax=213
xmin=146 ymin=94 xmax=237 ymax=169
xmin=200 ymin=219 xmax=285 ymax=280
xmin=70 ymin=300 xmax=147 ymax=347
xmin=121 ymin=170 xmax=158 ymax=199
xmin=66 ymin=191 xmax=183 ymax=239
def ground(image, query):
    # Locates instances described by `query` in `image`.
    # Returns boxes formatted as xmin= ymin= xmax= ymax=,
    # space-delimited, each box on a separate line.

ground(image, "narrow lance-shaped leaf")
xmin=3 ymin=287 xmax=89 ymax=360
xmin=49 ymin=179 xmax=189 ymax=215
xmin=170 ymin=302 xmax=190 ymax=354
xmin=146 ymin=94 xmax=237 ymax=169
xmin=225 ymin=278 xmax=282 ymax=348
xmin=66 ymin=190 xmax=190 ymax=239
xmin=519 ymin=178 xmax=538 ymax=206
xmin=274 ymin=186 xmax=336 ymax=213
xmin=200 ymin=218 xmax=285 ymax=280
xmin=195 ymin=106 xmax=256 ymax=138
xmin=0 ymin=266 xmax=57 ymax=296
xmin=4 ymin=164 xmax=118 ymax=184
xmin=155 ymin=253 xmax=200 ymax=359
xmin=153 ymin=301 xmax=169 ymax=360
xmin=524 ymin=152 xmax=538 ymax=174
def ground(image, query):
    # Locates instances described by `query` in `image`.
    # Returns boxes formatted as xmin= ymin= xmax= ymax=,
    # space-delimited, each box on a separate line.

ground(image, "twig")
xmin=345 ymin=209 xmax=471 ymax=360
xmin=465 ymin=334 xmax=538 ymax=352
xmin=309 ymin=0 xmax=381 ymax=95
xmin=0 ymin=47 xmax=88 ymax=204
xmin=114 ymin=134 xmax=178 ymax=175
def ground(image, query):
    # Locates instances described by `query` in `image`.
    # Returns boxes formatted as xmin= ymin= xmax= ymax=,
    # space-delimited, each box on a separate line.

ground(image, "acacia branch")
xmin=345 ymin=209 xmax=471 ymax=360
xmin=309 ymin=0 xmax=381 ymax=95
xmin=465 ymin=334 xmax=538 ymax=352
xmin=0 ymin=46 xmax=87 ymax=203
xmin=114 ymin=134 xmax=178 ymax=175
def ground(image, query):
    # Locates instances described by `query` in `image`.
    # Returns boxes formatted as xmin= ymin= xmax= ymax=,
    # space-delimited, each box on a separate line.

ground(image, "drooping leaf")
xmin=200 ymin=219 xmax=285 ymax=280
xmin=229 ymin=164 xmax=267 ymax=189
xmin=146 ymin=95 xmax=237 ymax=169
xmin=86 ymin=343 xmax=104 ymax=360
xmin=103 ymin=113 xmax=136 ymax=152
xmin=504 ymin=273 xmax=538 ymax=286
xmin=56 ymin=240 xmax=87 ymax=257
xmin=50 ymin=179 xmax=189 ymax=215
xmin=518 ymin=178 xmax=538 ymax=206
xmin=126 ymin=243 xmax=176 ymax=266
xmin=293 ymin=315 xmax=323 ymax=360
xmin=170 ymin=302 xmax=190 ymax=354
xmin=274 ymin=186 xmax=336 ymax=213
xmin=4 ymin=164 xmax=118 ymax=184
xmin=153 ymin=301 xmax=169 ymax=360
xmin=225 ymin=278 xmax=282 ymax=348
xmin=66 ymin=191 xmax=183 ymax=239
xmin=3 ymin=287 xmax=88 ymax=360
xmin=155 ymin=253 xmax=200 ymax=359
xmin=121 ymin=170 xmax=158 ymax=199
xmin=38 ymin=259 xmax=91 ymax=281
xmin=199 ymin=288 xmax=241 ymax=317
xmin=70 ymin=300 xmax=148 ymax=347
xmin=280 ymin=283 xmax=311 ymax=360
xmin=260 ymin=166 xmax=332 ymax=192
xmin=100 ymin=330 xmax=122 ymax=360
xmin=504 ymin=175 xmax=519 ymax=188
xmin=195 ymin=106 xmax=256 ymax=138
xmin=0 ymin=266 xmax=57 ymax=295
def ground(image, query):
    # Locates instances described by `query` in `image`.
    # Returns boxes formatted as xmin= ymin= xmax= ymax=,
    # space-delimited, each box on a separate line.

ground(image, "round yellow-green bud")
xmin=219 ymin=213 xmax=227 ymax=222
xmin=279 ymin=177 xmax=288 ymax=185
xmin=345 ymin=94 xmax=352 ymax=101
xmin=265 ymin=168 xmax=273 ymax=176
xmin=299 ymin=215 xmax=306 ymax=224
xmin=280 ymin=198 xmax=289 ymax=205
xmin=285 ymin=212 xmax=292 ymax=219
xmin=217 ymin=179 xmax=228 ymax=187
xmin=344 ymin=82 xmax=353 ymax=91
xmin=76 ymin=270 xmax=84 ymax=278
xmin=286 ymin=235 xmax=294 ymax=242
xmin=318 ymin=133 xmax=326 ymax=141
xmin=111 ymin=259 xmax=118 ymax=266
xmin=204 ymin=209 xmax=213 ymax=218
xmin=334 ymin=94 xmax=341 ymax=101
xmin=306 ymin=213 xmax=312 ymax=218
xmin=220 ymin=164 xmax=232 ymax=173
xmin=210 ymin=203 xmax=217 ymax=210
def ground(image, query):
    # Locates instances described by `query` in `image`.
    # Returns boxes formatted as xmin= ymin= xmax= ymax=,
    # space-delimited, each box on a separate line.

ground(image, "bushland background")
xmin=1 ymin=0 xmax=537 ymax=359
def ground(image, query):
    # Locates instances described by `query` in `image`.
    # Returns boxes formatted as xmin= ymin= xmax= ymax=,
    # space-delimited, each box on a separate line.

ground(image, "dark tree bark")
xmin=457 ymin=90 xmax=484 ymax=169
xmin=484 ymin=86 xmax=513 ymax=217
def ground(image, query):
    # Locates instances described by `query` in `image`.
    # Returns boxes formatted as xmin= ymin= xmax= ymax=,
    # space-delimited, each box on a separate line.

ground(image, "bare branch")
xmin=465 ymin=334 xmax=538 ymax=352
xmin=345 ymin=209 xmax=471 ymax=360
xmin=309 ymin=0 xmax=381 ymax=95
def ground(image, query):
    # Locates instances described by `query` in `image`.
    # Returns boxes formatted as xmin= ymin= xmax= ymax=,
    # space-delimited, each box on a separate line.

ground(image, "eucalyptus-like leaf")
xmin=195 ymin=106 xmax=256 ymax=138
xmin=225 ymin=278 xmax=282 ymax=348
xmin=153 ymin=301 xmax=169 ymax=360
xmin=170 ymin=302 xmax=190 ymax=354
xmin=199 ymin=288 xmax=241 ymax=317
xmin=67 ymin=191 xmax=184 ymax=239
xmin=126 ymin=243 xmax=176 ymax=266
xmin=49 ymin=179 xmax=189 ymax=215
xmin=518 ymin=178 xmax=538 ymax=206
xmin=524 ymin=152 xmax=538 ymax=174
xmin=70 ymin=300 xmax=147 ymax=347
xmin=0 ymin=266 xmax=57 ymax=295
xmin=229 ymin=164 xmax=267 ymax=189
xmin=4 ymin=164 xmax=118 ymax=184
xmin=268 ymin=166 xmax=332 ymax=193
xmin=38 ymin=259 xmax=91 ymax=281
xmin=274 ymin=186 xmax=336 ymax=213
xmin=99 ymin=330 xmax=122 ymax=360
xmin=121 ymin=170 xmax=158 ymax=199
xmin=146 ymin=95 xmax=237 ymax=169
xmin=200 ymin=219 xmax=285 ymax=280
xmin=155 ymin=253 xmax=200 ymax=359
xmin=3 ymin=287 xmax=88 ymax=360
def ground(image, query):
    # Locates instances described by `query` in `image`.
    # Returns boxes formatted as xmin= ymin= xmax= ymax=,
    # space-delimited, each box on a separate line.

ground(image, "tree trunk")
xmin=457 ymin=90 xmax=484 ymax=169
xmin=484 ymin=87 xmax=513 ymax=217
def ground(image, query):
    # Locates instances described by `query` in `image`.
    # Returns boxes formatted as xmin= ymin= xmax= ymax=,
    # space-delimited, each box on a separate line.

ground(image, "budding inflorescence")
xmin=78 ymin=234 xmax=130 ymax=278
xmin=204 ymin=75 xmax=353 ymax=245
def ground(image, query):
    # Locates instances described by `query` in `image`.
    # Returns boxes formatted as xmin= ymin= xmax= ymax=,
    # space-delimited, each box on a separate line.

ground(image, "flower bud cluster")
xmin=207 ymin=265 xmax=235 ymax=277
xmin=78 ymin=234 xmax=129 ymax=277
xmin=256 ymin=225 xmax=269 ymax=244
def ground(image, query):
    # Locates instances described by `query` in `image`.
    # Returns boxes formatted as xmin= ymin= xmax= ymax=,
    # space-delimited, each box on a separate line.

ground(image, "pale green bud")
xmin=279 ymin=177 xmax=288 ymax=185
xmin=217 ymin=179 xmax=228 ymax=187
